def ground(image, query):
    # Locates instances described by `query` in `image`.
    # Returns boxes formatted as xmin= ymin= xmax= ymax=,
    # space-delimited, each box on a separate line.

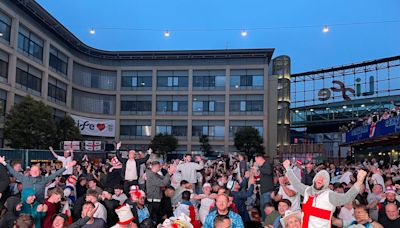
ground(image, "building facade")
xmin=0 ymin=0 xmax=284 ymax=157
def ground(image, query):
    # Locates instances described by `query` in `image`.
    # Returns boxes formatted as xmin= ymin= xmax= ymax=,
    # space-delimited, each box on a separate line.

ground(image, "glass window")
xmin=48 ymin=76 xmax=67 ymax=104
xmin=231 ymin=69 xmax=264 ymax=88
xmin=0 ymin=50 xmax=8 ymax=81
xmin=120 ymin=96 xmax=152 ymax=114
xmin=18 ymin=25 xmax=43 ymax=62
xmin=215 ymin=76 xmax=225 ymax=87
xmin=72 ymin=89 xmax=116 ymax=114
xmin=73 ymin=63 xmax=117 ymax=90
xmin=120 ymin=120 xmax=151 ymax=138
xmin=0 ymin=11 xmax=11 ymax=43
xmin=253 ymin=75 xmax=264 ymax=86
xmin=121 ymin=71 xmax=152 ymax=90
xmin=230 ymin=76 xmax=240 ymax=88
xmin=157 ymin=70 xmax=188 ymax=89
xmin=240 ymin=101 xmax=246 ymax=111
xmin=209 ymin=101 xmax=215 ymax=112
xmin=49 ymin=46 xmax=68 ymax=76
xmin=16 ymin=59 xmax=42 ymax=95
xmin=193 ymin=101 xmax=203 ymax=111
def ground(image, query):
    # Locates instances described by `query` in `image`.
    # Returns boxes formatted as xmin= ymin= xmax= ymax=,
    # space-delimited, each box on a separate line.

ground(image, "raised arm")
xmin=137 ymin=150 xmax=150 ymax=165
xmin=45 ymin=166 xmax=67 ymax=183
xmin=115 ymin=142 xmax=127 ymax=163
xmin=283 ymin=160 xmax=307 ymax=196
xmin=0 ymin=156 xmax=25 ymax=181
xmin=49 ymin=146 xmax=59 ymax=159
xmin=329 ymin=170 xmax=367 ymax=207
xmin=70 ymin=149 xmax=74 ymax=160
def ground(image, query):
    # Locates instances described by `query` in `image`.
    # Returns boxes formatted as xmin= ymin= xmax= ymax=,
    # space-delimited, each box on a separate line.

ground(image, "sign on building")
xmin=70 ymin=114 xmax=115 ymax=137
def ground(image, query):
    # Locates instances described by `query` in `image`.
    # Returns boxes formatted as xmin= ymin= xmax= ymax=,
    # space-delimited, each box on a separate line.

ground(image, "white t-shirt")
xmin=57 ymin=156 xmax=72 ymax=175
xmin=278 ymin=185 xmax=300 ymax=212
xmin=339 ymin=171 xmax=353 ymax=184
xmin=338 ymin=207 xmax=354 ymax=225
xmin=125 ymin=159 xmax=138 ymax=181
xmin=199 ymin=196 xmax=215 ymax=224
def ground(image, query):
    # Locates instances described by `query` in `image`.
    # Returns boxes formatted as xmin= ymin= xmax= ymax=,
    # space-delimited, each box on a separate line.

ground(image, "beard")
xmin=313 ymin=183 xmax=324 ymax=190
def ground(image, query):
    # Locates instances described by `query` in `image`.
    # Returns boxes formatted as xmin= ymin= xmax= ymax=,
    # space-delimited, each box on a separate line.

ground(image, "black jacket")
xmin=301 ymin=169 xmax=316 ymax=186
xmin=102 ymin=199 xmax=120 ymax=227
xmin=105 ymin=168 xmax=123 ymax=188
xmin=0 ymin=164 xmax=10 ymax=210
xmin=0 ymin=196 xmax=21 ymax=228
xmin=116 ymin=150 xmax=150 ymax=180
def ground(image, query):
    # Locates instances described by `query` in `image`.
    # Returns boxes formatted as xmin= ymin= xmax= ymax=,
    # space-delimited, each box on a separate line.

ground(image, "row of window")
xmin=0 ymin=10 xmax=267 ymax=93
xmin=119 ymin=120 xmax=263 ymax=138
xmin=74 ymin=92 xmax=264 ymax=115
xmin=3 ymin=57 xmax=265 ymax=115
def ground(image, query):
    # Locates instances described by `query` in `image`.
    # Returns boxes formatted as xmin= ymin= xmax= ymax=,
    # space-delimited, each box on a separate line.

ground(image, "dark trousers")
xmin=123 ymin=180 xmax=138 ymax=194
xmin=147 ymin=201 xmax=162 ymax=224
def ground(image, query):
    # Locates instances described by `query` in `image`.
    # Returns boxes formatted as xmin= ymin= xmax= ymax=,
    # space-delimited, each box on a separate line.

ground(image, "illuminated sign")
xmin=318 ymin=76 xmax=374 ymax=101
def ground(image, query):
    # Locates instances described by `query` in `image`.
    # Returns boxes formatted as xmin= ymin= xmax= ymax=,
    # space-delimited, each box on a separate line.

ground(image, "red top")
xmin=42 ymin=200 xmax=60 ymax=228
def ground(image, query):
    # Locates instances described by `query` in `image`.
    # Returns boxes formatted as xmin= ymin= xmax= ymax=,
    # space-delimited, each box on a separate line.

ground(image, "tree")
xmin=55 ymin=115 xmax=82 ymax=148
xmin=4 ymin=96 xmax=57 ymax=149
xmin=234 ymin=126 xmax=264 ymax=157
xmin=149 ymin=133 xmax=178 ymax=158
xmin=199 ymin=134 xmax=211 ymax=156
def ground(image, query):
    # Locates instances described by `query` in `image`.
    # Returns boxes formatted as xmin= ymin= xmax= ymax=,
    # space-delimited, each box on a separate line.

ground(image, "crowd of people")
xmin=339 ymin=106 xmax=400 ymax=133
xmin=0 ymin=142 xmax=399 ymax=228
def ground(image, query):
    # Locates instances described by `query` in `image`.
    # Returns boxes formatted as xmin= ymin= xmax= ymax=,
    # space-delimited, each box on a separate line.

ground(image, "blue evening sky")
xmin=36 ymin=0 xmax=400 ymax=73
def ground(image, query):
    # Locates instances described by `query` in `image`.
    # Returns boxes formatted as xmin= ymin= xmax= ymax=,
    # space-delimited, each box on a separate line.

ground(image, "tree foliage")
xmin=199 ymin=134 xmax=211 ymax=155
xmin=55 ymin=115 xmax=82 ymax=147
xmin=149 ymin=133 xmax=178 ymax=156
xmin=234 ymin=126 xmax=264 ymax=156
xmin=4 ymin=96 xmax=56 ymax=149
xmin=4 ymin=96 xmax=82 ymax=149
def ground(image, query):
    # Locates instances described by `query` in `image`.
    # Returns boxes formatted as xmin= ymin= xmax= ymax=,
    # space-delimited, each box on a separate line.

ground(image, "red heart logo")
xmin=96 ymin=123 xmax=106 ymax=131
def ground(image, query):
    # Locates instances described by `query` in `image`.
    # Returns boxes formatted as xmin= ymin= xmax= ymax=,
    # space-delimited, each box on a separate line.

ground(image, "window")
xmin=0 ymin=89 xmax=6 ymax=122
xmin=156 ymin=95 xmax=188 ymax=114
xmin=229 ymin=120 xmax=263 ymax=137
xmin=72 ymin=89 xmax=116 ymax=114
xmin=157 ymin=70 xmax=188 ymax=90
xmin=230 ymin=95 xmax=264 ymax=113
xmin=192 ymin=120 xmax=225 ymax=138
xmin=73 ymin=63 xmax=117 ymax=90
xmin=48 ymin=76 xmax=67 ymax=104
xmin=0 ymin=50 xmax=8 ymax=82
xmin=230 ymin=69 xmax=264 ymax=88
xmin=193 ymin=70 xmax=225 ymax=90
xmin=156 ymin=120 xmax=187 ymax=137
xmin=52 ymin=108 xmax=66 ymax=122
xmin=120 ymin=120 xmax=151 ymax=139
xmin=49 ymin=46 xmax=68 ymax=76
xmin=0 ymin=11 xmax=11 ymax=43
xmin=121 ymin=71 xmax=152 ymax=90
xmin=192 ymin=95 xmax=225 ymax=115
xmin=18 ymin=25 xmax=43 ymax=62
xmin=16 ymin=60 xmax=42 ymax=95
xmin=120 ymin=95 xmax=152 ymax=114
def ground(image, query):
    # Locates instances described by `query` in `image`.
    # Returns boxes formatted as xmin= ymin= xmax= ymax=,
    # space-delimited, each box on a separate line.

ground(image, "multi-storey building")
xmin=0 ymin=0 xmax=289 ymax=157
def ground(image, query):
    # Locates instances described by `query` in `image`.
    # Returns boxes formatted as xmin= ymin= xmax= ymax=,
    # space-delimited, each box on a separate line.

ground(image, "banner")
xmin=70 ymin=114 xmax=115 ymax=137
xmin=85 ymin=141 xmax=102 ymax=151
xmin=63 ymin=141 xmax=80 ymax=151
xmin=346 ymin=115 xmax=400 ymax=143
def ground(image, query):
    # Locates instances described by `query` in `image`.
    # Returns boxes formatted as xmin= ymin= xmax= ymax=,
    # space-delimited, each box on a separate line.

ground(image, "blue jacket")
xmin=232 ymin=184 xmax=254 ymax=222
xmin=20 ymin=188 xmax=46 ymax=228
xmin=203 ymin=210 xmax=244 ymax=228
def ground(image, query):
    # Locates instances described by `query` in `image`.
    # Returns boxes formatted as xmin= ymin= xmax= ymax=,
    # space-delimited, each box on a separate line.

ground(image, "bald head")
xmin=385 ymin=203 xmax=399 ymax=221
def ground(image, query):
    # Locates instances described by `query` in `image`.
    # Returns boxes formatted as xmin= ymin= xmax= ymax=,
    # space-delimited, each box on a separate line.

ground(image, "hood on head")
xmin=312 ymin=170 xmax=330 ymax=190
xmin=5 ymin=196 xmax=21 ymax=215
xmin=21 ymin=188 xmax=35 ymax=203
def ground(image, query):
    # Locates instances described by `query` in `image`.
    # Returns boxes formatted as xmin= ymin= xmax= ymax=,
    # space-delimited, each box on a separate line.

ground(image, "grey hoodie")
xmin=286 ymin=167 xmax=360 ymax=207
